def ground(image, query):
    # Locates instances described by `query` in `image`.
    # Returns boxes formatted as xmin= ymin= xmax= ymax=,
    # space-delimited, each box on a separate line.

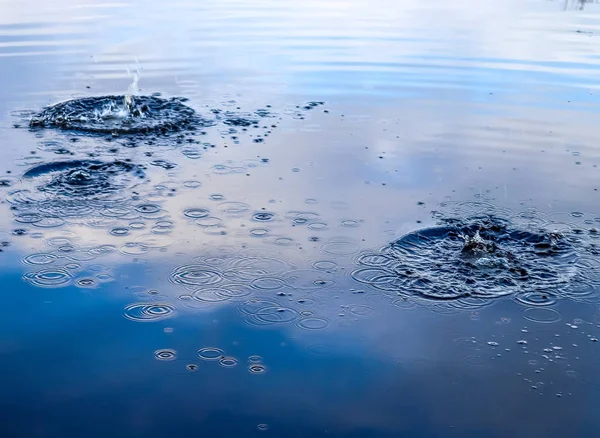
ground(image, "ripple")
xmin=22 ymin=253 xmax=57 ymax=265
xmin=192 ymin=288 xmax=232 ymax=303
xmin=109 ymin=227 xmax=130 ymax=236
xmin=354 ymin=215 xmax=583 ymax=303
xmin=123 ymin=303 xmax=176 ymax=322
xmin=219 ymin=201 xmax=250 ymax=215
xmin=252 ymin=212 xmax=275 ymax=222
xmin=170 ymin=265 xmax=223 ymax=287
xmin=219 ymin=357 xmax=238 ymax=367
xmin=250 ymin=228 xmax=269 ymax=237
xmin=197 ymin=347 xmax=225 ymax=361
xmin=29 ymin=95 xmax=213 ymax=134
xmin=515 ymin=291 xmax=558 ymax=307
xmin=184 ymin=208 xmax=210 ymax=219
xmin=23 ymin=160 xmax=145 ymax=199
xmin=283 ymin=269 xmax=335 ymax=289
xmin=297 ymin=317 xmax=330 ymax=330
xmin=23 ymin=268 xmax=73 ymax=288
xmin=76 ymin=278 xmax=96 ymax=288
xmin=154 ymin=349 xmax=177 ymax=361
xmin=321 ymin=237 xmax=360 ymax=256
xmin=312 ymin=260 xmax=338 ymax=271
xmin=251 ymin=277 xmax=287 ymax=290
xmin=523 ymin=307 xmax=562 ymax=324
xmin=249 ymin=364 xmax=267 ymax=374
xmin=194 ymin=217 xmax=223 ymax=227
xmin=245 ymin=306 xmax=300 ymax=325
xmin=135 ymin=204 xmax=162 ymax=215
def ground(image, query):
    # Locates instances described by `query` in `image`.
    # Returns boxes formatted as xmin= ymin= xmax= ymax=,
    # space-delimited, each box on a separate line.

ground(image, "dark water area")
xmin=2 ymin=0 xmax=600 ymax=437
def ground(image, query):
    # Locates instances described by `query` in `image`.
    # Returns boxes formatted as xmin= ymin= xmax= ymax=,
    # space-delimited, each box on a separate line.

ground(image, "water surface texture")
xmin=2 ymin=1 xmax=600 ymax=437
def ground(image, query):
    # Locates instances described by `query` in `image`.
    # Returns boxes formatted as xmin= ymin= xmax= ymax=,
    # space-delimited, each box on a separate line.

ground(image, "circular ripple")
xmin=22 ymin=253 xmax=57 ymax=265
xmin=252 ymin=212 xmax=275 ymax=222
xmin=195 ymin=217 xmax=223 ymax=227
xmin=170 ymin=265 xmax=223 ymax=287
xmin=29 ymin=95 xmax=213 ymax=134
xmin=219 ymin=202 xmax=250 ymax=215
xmin=219 ymin=357 xmax=238 ymax=367
xmin=322 ymin=238 xmax=360 ymax=256
xmin=249 ymin=364 xmax=267 ymax=374
xmin=123 ymin=303 xmax=175 ymax=322
xmin=198 ymin=347 xmax=225 ymax=361
xmin=155 ymin=349 xmax=177 ymax=361
xmin=23 ymin=160 xmax=145 ymax=199
xmin=184 ymin=208 xmax=210 ymax=219
xmin=246 ymin=306 xmax=300 ymax=325
xmin=523 ymin=307 xmax=562 ymax=324
xmin=297 ymin=317 xmax=330 ymax=330
xmin=515 ymin=291 xmax=558 ymax=307
xmin=23 ymin=269 xmax=73 ymax=287
xmin=354 ymin=216 xmax=581 ymax=302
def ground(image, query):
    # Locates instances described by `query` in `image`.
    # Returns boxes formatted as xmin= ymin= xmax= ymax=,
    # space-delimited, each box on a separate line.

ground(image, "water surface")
xmin=2 ymin=1 xmax=600 ymax=437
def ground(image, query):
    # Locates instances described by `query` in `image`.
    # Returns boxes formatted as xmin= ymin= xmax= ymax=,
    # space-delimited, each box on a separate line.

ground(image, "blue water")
xmin=2 ymin=0 xmax=600 ymax=437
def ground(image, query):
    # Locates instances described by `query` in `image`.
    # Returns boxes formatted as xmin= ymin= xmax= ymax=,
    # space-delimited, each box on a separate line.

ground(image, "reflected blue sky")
xmin=2 ymin=0 xmax=600 ymax=437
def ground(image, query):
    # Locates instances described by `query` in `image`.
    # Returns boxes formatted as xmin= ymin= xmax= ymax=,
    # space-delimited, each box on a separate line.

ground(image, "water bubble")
xmin=155 ymin=349 xmax=177 ymax=361
xmin=23 ymin=269 xmax=73 ymax=287
xmin=123 ymin=303 xmax=175 ymax=322
xmin=257 ymin=424 xmax=269 ymax=432
xmin=198 ymin=347 xmax=225 ymax=361
xmin=248 ymin=355 xmax=263 ymax=363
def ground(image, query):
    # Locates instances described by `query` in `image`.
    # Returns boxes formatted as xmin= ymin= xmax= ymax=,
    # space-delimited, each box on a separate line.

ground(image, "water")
xmin=2 ymin=0 xmax=600 ymax=437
